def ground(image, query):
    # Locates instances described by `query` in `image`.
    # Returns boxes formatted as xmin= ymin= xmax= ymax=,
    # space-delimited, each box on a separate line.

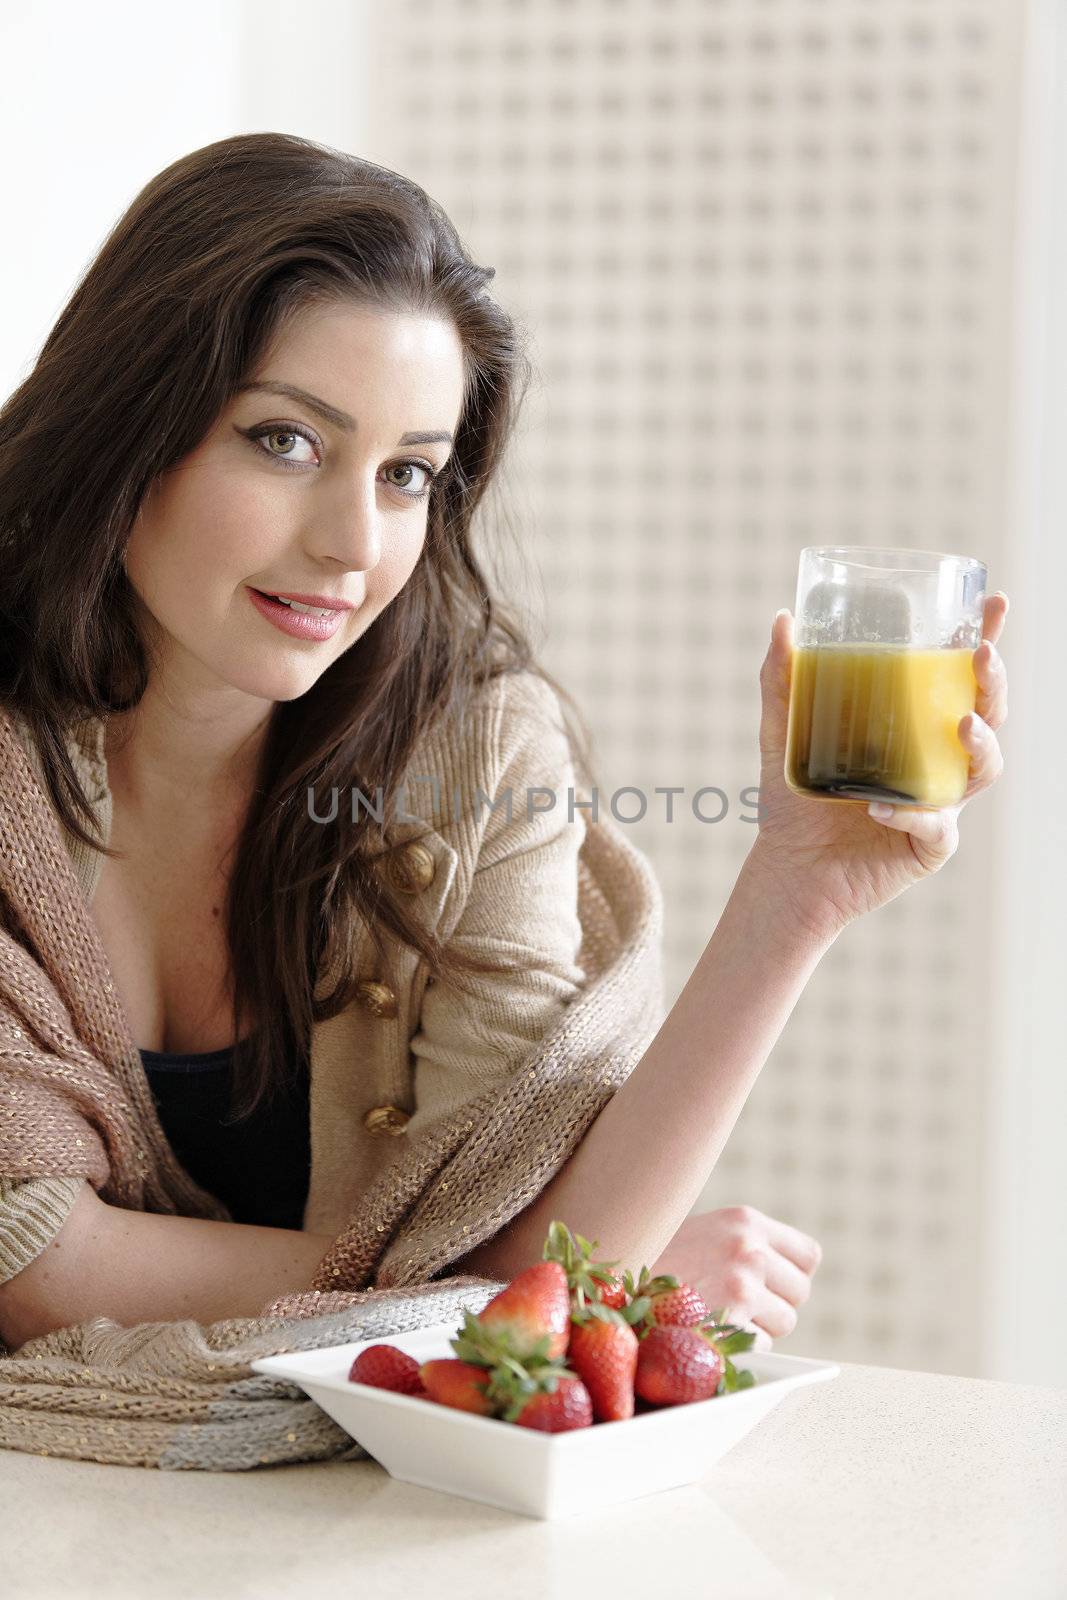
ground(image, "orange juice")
xmin=785 ymin=644 xmax=978 ymax=809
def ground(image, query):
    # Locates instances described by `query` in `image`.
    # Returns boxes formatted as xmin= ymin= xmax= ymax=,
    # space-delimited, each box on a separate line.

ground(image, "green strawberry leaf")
xmin=710 ymin=1329 xmax=757 ymax=1357
xmin=620 ymin=1294 xmax=652 ymax=1327
xmin=721 ymin=1362 xmax=756 ymax=1393
xmin=449 ymin=1309 xmax=554 ymax=1370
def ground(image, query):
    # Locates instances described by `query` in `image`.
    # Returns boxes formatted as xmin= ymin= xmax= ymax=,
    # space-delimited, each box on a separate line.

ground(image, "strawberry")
xmin=542 ymin=1220 xmax=640 ymax=1316
xmin=594 ymin=1271 xmax=628 ymax=1311
xmin=624 ymin=1266 xmax=710 ymax=1330
xmin=567 ymin=1303 xmax=638 ymax=1422
xmin=460 ymin=1261 xmax=571 ymax=1363
xmin=509 ymin=1375 xmax=593 ymax=1433
xmin=646 ymin=1283 xmax=711 ymax=1327
xmin=418 ymin=1358 xmax=494 ymax=1414
xmin=443 ymin=1321 xmax=592 ymax=1432
xmin=697 ymin=1313 xmax=758 ymax=1393
xmin=348 ymin=1343 xmax=425 ymax=1395
xmin=633 ymin=1325 xmax=725 ymax=1405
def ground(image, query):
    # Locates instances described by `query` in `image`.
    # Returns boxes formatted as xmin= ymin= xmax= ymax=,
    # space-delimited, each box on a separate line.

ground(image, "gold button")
xmin=385 ymin=840 xmax=436 ymax=895
xmin=354 ymin=979 xmax=398 ymax=1019
xmin=364 ymin=1104 xmax=411 ymax=1136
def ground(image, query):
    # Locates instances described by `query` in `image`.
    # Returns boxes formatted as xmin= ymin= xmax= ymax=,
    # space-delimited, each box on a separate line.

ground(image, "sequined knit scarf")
xmin=0 ymin=709 xmax=664 ymax=1470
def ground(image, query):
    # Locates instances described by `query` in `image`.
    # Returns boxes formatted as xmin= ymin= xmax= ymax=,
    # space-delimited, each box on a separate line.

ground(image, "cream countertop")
xmin=3 ymin=1359 xmax=1065 ymax=1599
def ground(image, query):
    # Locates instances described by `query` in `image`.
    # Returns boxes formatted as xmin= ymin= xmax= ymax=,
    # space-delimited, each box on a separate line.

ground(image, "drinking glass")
xmin=784 ymin=546 xmax=988 ymax=810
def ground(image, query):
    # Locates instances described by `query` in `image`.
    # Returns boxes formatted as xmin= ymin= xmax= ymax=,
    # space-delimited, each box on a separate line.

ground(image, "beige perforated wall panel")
xmin=363 ymin=0 xmax=1022 ymax=1376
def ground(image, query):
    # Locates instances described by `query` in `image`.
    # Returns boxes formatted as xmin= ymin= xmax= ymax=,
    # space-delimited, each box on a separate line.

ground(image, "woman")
xmin=0 ymin=132 xmax=1008 ymax=1356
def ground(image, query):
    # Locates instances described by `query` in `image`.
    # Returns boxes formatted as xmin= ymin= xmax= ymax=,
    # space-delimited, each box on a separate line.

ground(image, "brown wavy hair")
xmin=0 ymin=131 xmax=596 ymax=1122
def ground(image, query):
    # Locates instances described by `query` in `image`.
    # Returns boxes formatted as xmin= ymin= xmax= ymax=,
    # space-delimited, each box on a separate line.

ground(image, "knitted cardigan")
xmin=0 ymin=670 xmax=665 ymax=1469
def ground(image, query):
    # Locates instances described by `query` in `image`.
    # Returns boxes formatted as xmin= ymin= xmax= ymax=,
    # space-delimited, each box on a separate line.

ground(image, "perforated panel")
xmin=364 ymin=0 xmax=1021 ymax=1376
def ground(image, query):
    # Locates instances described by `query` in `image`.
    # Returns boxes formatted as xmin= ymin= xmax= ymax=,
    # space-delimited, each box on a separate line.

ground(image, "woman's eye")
xmin=382 ymin=461 xmax=436 ymax=499
xmin=246 ymin=424 xmax=319 ymax=468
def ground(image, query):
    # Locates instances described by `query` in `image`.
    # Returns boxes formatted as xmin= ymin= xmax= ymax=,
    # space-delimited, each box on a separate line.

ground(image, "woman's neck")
xmin=103 ymin=693 xmax=270 ymax=823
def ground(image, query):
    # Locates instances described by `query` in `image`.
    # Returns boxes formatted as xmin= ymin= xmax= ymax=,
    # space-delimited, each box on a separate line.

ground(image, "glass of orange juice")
xmin=784 ymin=547 xmax=987 ymax=811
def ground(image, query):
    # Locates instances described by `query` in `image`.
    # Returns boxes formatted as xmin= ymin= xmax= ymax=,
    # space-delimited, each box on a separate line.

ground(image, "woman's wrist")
xmin=740 ymin=838 xmax=852 ymax=954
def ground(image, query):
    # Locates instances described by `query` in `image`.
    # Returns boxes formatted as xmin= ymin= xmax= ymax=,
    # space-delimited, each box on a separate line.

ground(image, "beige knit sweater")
xmin=0 ymin=670 xmax=665 ymax=1468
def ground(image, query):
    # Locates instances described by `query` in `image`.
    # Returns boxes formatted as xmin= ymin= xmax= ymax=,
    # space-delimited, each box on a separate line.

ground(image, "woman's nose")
xmin=312 ymin=479 xmax=384 ymax=573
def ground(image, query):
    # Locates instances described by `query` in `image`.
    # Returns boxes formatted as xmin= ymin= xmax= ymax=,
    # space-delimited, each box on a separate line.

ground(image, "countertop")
xmin=3 ymin=1358 xmax=1064 ymax=1599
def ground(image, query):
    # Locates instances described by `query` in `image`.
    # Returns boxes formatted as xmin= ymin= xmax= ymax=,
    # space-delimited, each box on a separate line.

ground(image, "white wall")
xmin=985 ymin=0 xmax=1067 ymax=1384
xmin=0 ymin=0 xmax=368 ymax=397
xmin=1 ymin=2 xmax=239 ymax=395
xmin=358 ymin=0 xmax=1038 ymax=1380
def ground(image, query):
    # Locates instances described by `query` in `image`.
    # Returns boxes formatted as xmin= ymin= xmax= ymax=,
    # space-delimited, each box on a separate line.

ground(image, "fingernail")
xmin=868 ymin=802 xmax=894 ymax=819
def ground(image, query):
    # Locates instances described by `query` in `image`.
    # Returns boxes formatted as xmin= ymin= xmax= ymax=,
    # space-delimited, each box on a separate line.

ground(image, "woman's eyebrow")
xmin=236 ymin=379 xmax=454 ymax=447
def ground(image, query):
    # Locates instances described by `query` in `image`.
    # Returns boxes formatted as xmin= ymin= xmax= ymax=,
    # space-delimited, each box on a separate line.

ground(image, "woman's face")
xmin=123 ymin=301 xmax=466 ymax=705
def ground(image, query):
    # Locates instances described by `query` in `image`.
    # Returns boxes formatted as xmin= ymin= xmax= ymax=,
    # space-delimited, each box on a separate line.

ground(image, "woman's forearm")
xmin=0 ymin=1181 xmax=335 ymax=1350
xmin=453 ymin=847 xmax=839 ymax=1282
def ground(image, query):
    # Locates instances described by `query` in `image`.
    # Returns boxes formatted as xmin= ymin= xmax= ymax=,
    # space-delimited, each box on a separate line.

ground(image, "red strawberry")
xmin=510 ymin=1375 xmax=593 ymax=1433
xmin=567 ymin=1305 xmax=638 ymax=1422
xmin=473 ymin=1261 xmax=571 ymax=1361
xmin=348 ymin=1343 xmax=425 ymax=1395
xmin=624 ymin=1266 xmax=709 ymax=1329
xmin=419 ymin=1358 xmax=494 ymax=1415
xmin=646 ymin=1283 xmax=711 ymax=1327
xmin=594 ymin=1272 xmax=628 ymax=1311
xmin=542 ymin=1220 xmax=631 ymax=1314
xmin=634 ymin=1326 xmax=725 ymax=1405
xmin=696 ymin=1315 xmax=759 ymax=1394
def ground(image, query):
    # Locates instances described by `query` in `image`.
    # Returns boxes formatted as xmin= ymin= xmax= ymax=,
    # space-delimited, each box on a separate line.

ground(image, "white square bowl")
xmin=251 ymin=1322 xmax=839 ymax=1519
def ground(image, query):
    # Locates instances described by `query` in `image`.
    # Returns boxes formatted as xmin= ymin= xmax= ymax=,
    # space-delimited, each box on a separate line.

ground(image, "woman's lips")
xmin=246 ymin=586 xmax=348 ymax=641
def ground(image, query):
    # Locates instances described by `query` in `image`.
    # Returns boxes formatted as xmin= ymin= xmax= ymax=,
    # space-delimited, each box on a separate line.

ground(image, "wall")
xmin=359 ymin=0 xmax=1029 ymax=1378
xmin=986 ymin=0 xmax=1067 ymax=1385
xmin=0 ymin=0 xmax=368 ymax=396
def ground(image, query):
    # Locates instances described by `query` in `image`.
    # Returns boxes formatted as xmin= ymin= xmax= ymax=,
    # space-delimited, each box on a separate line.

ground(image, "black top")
xmin=139 ymin=1038 xmax=311 ymax=1231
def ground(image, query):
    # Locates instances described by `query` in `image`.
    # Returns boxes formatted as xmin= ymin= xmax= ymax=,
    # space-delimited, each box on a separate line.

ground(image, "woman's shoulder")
xmin=413 ymin=666 xmax=574 ymax=769
xmin=398 ymin=666 xmax=580 ymax=844
xmin=460 ymin=663 xmax=569 ymax=724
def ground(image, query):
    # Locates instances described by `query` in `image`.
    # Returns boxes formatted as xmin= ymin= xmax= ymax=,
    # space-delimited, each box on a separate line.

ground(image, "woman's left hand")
xmin=649 ymin=1205 xmax=824 ymax=1350
xmin=751 ymin=591 xmax=1010 ymax=942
